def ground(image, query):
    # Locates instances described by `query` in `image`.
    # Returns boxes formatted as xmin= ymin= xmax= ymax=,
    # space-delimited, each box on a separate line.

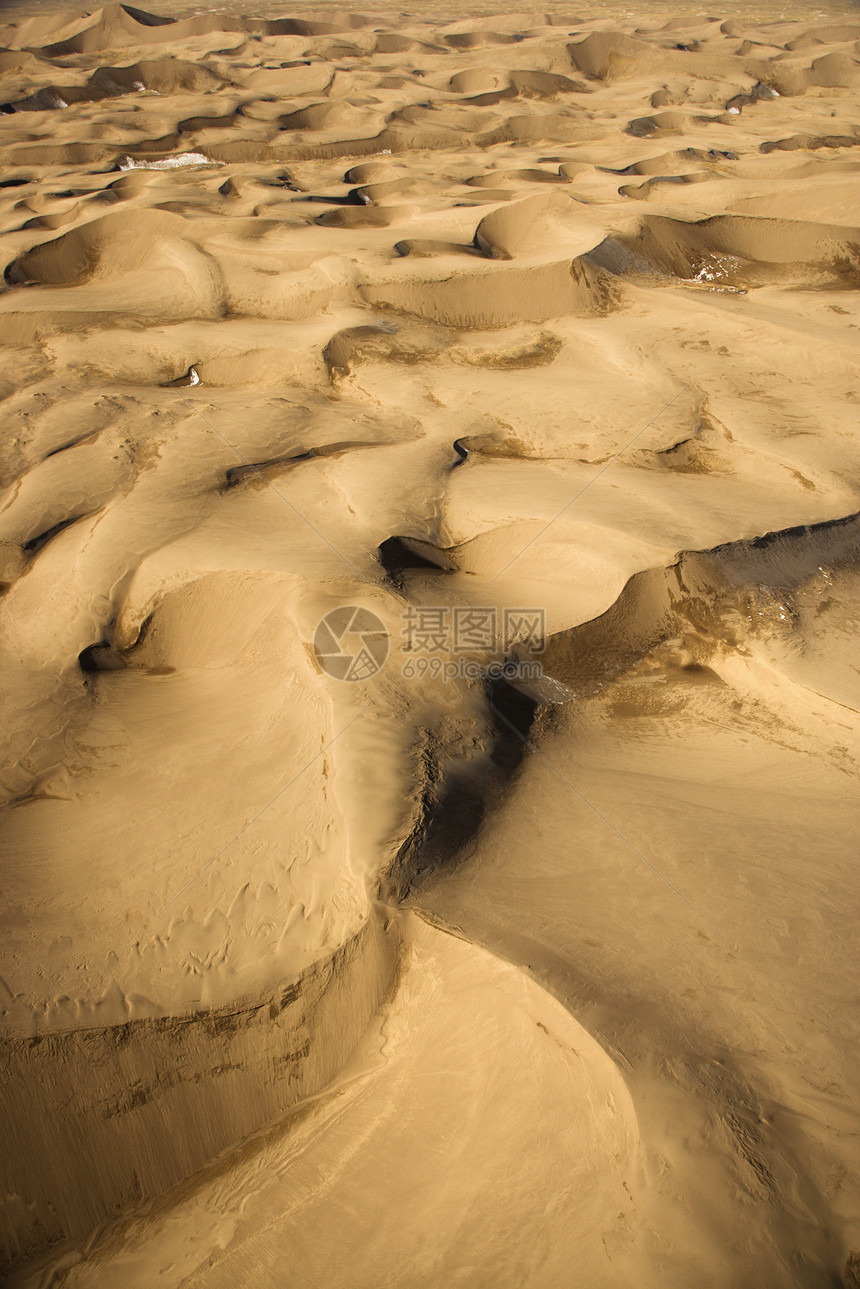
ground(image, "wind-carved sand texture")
xmin=0 ymin=2 xmax=858 ymax=1285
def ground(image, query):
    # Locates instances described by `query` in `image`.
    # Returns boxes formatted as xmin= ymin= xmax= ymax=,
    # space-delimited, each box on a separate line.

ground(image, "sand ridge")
xmin=0 ymin=2 xmax=858 ymax=1285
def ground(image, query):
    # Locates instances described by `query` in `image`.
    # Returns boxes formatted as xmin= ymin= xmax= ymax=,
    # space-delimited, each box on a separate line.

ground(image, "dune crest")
xmin=0 ymin=3 xmax=858 ymax=1287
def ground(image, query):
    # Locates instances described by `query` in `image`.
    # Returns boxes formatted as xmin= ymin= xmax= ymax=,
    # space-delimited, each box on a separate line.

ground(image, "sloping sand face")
xmin=0 ymin=2 xmax=858 ymax=1285
xmin=22 ymin=914 xmax=639 ymax=1289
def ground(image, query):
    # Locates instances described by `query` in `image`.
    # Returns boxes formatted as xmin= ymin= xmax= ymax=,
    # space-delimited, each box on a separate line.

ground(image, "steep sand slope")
xmin=24 ymin=914 xmax=639 ymax=1289
xmin=0 ymin=2 xmax=858 ymax=1286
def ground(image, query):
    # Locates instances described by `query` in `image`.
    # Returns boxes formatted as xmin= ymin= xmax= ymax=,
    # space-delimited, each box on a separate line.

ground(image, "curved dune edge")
xmin=0 ymin=1 xmax=858 ymax=1284
xmin=0 ymin=910 xmax=399 ymax=1271
xmin=11 ymin=913 xmax=639 ymax=1289
xmin=519 ymin=510 xmax=860 ymax=701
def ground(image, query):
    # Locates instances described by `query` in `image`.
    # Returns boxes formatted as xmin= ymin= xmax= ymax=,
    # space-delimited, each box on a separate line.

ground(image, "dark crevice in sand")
xmin=1 ymin=3 xmax=859 ymax=1282
xmin=383 ymin=678 xmax=541 ymax=902
xmin=377 ymin=534 xmax=456 ymax=590
xmin=22 ymin=513 xmax=92 ymax=554
xmin=224 ymin=440 xmax=383 ymax=488
xmin=78 ymin=640 xmax=127 ymax=673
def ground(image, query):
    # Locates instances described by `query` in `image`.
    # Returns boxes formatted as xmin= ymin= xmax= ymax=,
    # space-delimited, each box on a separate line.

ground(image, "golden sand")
xmin=0 ymin=3 xmax=858 ymax=1285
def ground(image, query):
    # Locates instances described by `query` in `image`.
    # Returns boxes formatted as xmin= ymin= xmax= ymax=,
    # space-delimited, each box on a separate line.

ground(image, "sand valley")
xmin=0 ymin=2 xmax=858 ymax=1285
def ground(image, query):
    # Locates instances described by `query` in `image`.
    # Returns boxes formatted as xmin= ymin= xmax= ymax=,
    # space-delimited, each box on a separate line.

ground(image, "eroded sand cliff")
xmin=0 ymin=2 xmax=858 ymax=1285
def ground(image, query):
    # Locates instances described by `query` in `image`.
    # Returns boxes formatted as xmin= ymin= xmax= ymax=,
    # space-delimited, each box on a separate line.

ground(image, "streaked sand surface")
xmin=0 ymin=2 xmax=858 ymax=1285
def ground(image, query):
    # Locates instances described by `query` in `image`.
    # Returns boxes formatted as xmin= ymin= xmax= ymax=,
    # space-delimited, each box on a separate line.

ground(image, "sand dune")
xmin=23 ymin=915 xmax=638 ymax=1289
xmin=0 ymin=1 xmax=858 ymax=1286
